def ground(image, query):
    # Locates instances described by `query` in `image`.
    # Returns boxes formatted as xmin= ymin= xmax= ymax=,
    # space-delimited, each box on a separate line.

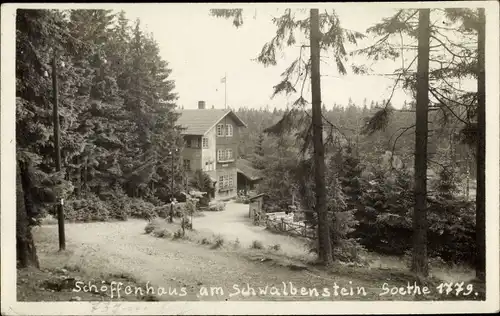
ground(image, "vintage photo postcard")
xmin=1 ymin=1 xmax=499 ymax=315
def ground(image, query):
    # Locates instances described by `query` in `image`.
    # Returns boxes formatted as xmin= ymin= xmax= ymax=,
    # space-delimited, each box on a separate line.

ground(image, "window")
xmin=218 ymin=174 xmax=233 ymax=189
xmin=183 ymin=159 xmax=191 ymax=171
xmin=218 ymin=149 xmax=234 ymax=162
xmin=217 ymin=149 xmax=224 ymax=161
xmin=226 ymin=124 xmax=233 ymax=137
xmin=186 ymin=139 xmax=191 ymax=148
xmin=202 ymin=137 xmax=209 ymax=148
xmin=217 ymin=124 xmax=225 ymax=137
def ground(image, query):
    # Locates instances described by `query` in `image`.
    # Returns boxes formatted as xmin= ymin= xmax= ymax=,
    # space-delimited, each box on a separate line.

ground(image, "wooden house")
xmin=177 ymin=101 xmax=247 ymax=200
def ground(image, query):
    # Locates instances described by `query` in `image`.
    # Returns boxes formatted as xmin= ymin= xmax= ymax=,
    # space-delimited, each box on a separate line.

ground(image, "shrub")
xmin=65 ymin=194 xmax=111 ymax=222
xmin=173 ymin=229 xmax=184 ymax=239
xmin=269 ymin=244 xmax=281 ymax=251
xmin=250 ymin=240 xmax=264 ymax=249
xmin=200 ymin=237 xmax=211 ymax=245
xmin=198 ymin=195 xmax=210 ymax=207
xmin=233 ymin=238 xmax=241 ymax=249
xmin=208 ymin=201 xmax=226 ymax=212
xmin=189 ymin=170 xmax=214 ymax=198
xmin=173 ymin=202 xmax=186 ymax=217
xmin=153 ymin=228 xmax=171 ymax=238
xmin=213 ymin=235 xmax=225 ymax=248
xmin=183 ymin=199 xmax=197 ymax=216
xmin=235 ymin=196 xmax=249 ymax=204
xmin=103 ymin=187 xmax=131 ymax=220
xmin=129 ymin=198 xmax=156 ymax=219
xmin=144 ymin=218 xmax=164 ymax=234
xmin=153 ymin=205 xmax=171 ymax=219
xmin=181 ymin=217 xmax=192 ymax=230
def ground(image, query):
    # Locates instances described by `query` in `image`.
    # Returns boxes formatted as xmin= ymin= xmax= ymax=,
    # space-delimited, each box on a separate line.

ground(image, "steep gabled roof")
xmin=177 ymin=109 xmax=247 ymax=136
xmin=236 ymin=158 xmax=263 ymax=181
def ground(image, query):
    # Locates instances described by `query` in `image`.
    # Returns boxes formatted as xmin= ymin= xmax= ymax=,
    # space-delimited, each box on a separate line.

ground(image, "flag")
xmin=220 ymin=76 xmax=226 ymax=83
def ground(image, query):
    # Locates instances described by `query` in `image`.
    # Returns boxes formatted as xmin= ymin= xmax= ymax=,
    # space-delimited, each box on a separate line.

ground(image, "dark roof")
xmin=177 ymin=109 xmax=247 ymax=135
xmin=236 ymin=159 xmax=263 ymax=181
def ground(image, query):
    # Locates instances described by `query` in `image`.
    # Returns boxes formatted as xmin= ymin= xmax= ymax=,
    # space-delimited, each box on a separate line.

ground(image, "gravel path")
xmin=193 ymin=202 xmax=313 ymax=258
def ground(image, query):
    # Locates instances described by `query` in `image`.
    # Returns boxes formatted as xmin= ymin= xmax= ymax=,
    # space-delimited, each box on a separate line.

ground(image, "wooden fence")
xmin=265 ymin=217 xmax=317 ymax=239
xmin=250 ymin=207 xmax=317 ymax=239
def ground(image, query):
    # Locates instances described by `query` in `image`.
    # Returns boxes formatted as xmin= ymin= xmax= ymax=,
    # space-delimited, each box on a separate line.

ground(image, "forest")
xmin=16 ymin=7 xmax=485 ymax=288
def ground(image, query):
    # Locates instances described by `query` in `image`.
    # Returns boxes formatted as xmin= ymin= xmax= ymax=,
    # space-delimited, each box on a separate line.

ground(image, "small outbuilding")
xmin=248 ymin=193 xmax=271 ymax=224
xmin=236 ymin=159 xmax=263 ymax=194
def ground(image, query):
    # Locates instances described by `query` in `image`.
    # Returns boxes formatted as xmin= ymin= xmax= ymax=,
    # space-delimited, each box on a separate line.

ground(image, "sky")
xmin=121 ymin=6 xmax=417 ymax=110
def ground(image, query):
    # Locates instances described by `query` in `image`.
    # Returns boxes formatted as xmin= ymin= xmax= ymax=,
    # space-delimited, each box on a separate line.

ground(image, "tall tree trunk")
xmin=17 ymin=161 xmax=40 ymax=269
xmin=475 ymin=7 xmax=486 ymax=281
xmin=412 ymin=8 xmax=430 ymax=277
xmin=310 ymin=8 xmax=333 ymax=265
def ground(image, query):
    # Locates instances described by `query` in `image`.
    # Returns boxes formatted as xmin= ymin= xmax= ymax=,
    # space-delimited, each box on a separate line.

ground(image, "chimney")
xmin=198 ymin=101 xmax=206 ymax=109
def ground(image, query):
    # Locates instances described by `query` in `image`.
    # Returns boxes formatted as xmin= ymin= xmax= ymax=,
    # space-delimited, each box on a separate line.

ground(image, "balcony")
xmin=217 ymin=158 xmax=235 ymax=163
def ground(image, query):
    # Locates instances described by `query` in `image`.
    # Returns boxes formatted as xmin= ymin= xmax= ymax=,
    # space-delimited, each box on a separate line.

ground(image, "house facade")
xmin=177 ymin=101 xmax=247 ymax=200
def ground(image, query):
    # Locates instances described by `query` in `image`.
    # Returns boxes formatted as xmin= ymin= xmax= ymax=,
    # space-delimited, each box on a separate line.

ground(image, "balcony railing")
xmin=217 ymin=158 xmax=235 ymax=163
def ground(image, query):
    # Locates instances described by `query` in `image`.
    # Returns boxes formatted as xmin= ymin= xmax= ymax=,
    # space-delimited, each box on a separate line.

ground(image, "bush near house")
xmin=207 ymin=201 xmax=226 ymax=212
xmin=235 ymin=195 xmax=250 ymax=204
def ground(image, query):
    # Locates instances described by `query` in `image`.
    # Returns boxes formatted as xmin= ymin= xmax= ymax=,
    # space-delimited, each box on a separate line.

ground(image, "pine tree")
xmin=16 ymin=9 xmax=76 ymax=265
xmin=255 ymin=133 xmax=265 ymax=157
xmin=412 ymin=8 xmax=430 ymax=277
xmin=16 ymin=9 xmax=184 ymax=233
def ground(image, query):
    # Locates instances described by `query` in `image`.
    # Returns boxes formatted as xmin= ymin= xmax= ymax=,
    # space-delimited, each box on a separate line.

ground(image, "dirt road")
xmin=193 ymin=202 xmax=313 ymax=259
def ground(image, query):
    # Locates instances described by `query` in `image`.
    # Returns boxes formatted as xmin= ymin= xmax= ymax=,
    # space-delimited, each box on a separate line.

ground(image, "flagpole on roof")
xmin=224 ymin=72 xmax=227 ymax=109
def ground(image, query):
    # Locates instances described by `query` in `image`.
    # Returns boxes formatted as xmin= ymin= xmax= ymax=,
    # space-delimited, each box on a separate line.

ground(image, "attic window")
xmin=217 ymin=124 xmax=225 ymax=137
xmin=226 ymin=124 xmax=233 ymax=137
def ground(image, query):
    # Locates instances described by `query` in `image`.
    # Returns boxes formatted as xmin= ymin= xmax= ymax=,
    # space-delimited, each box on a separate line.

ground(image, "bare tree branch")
xmin=429 ymin=88 xmax=470 ymax=125
xmin=389 ymin=124 xmax=415 ymax=170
